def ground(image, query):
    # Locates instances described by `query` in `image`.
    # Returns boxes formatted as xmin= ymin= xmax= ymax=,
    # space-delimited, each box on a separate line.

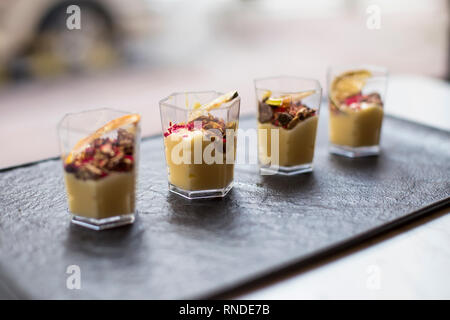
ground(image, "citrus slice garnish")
xmin=266 ymin=90 xmax=316 ymax=108
xmin=64 ymin=113 xmax=140 ymax=164
xmin=266 ymin=97 xmax=284 ymax=107
xmin=330 ymin=69 xmax=372 ymax=106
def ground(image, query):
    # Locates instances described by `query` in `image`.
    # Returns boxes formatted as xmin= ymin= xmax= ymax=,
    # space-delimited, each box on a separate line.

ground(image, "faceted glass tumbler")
xmin=254 ymin=76 xmax=322 ymax=175
xmin=58 ymin=108 xmax=141 ymax=230
xmin=327 ymin=65 xmax=388 ymax=157
xmin=159 ymin=91 xmax=240 ymax=199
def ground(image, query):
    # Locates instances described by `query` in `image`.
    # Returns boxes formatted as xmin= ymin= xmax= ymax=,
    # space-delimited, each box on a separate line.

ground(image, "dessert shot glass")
xmin=328 ymin=65 xmax=388 ymax=157
xmin=255 ymin=76 xmax=322 ymax=175
xmin=159 ymin=91 xmax=240 ymax=199
xmin=58 ymin=108 xmax=141 ymax=230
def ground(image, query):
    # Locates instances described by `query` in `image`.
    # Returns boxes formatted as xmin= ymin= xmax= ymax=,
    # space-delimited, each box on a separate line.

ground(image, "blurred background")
xmin=0 ymin=0 xmax=449 ymax=168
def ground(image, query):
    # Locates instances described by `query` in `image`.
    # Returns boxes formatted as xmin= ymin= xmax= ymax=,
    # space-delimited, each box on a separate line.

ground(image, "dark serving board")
xmin=0 ymin=109 xmax=449 ymax=299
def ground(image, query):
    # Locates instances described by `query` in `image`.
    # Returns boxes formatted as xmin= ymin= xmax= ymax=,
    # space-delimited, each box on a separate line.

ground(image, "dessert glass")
xmin=255 ymin=76 xmax=322 ymax=175
xmin=58 ymin=109 xmax=140 ymax=230
xmin=159 ymin=91 xmax=240 ymax=199
xmin=328 ymin=65 xmax=388 ymax=157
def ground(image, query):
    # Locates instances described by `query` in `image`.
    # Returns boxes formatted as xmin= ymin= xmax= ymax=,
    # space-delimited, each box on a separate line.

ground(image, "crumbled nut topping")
xmin=164 ymin=114 xmax=236 ymax=154
xmin=164 ymin=114 xmax=232 ymax=138
xmin=65 ymin=128 xmax=135 ymax=180
xmin=258 ymin=99 xmax=316 ymax=129
xmin=194 ymin=114 xmax=227 ymax=136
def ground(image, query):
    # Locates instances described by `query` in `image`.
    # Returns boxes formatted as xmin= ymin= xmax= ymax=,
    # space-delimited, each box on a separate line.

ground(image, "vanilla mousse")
xmin=329 ymin=100 xmax=383 ymax=147
xmin=64 ymin=171 xmax=136 ymax=219
xmin=329 ymin=69 xmax=384 ymax=150
xmin=163 ymin=114 xmax=236 ymax=192
xmin=160 ymin=91 xmax=240 ymax=198
xmin=258 ymin=116 xmax=318 ymax=167
xmin=257 ymin=90 xmax=319 ymax=171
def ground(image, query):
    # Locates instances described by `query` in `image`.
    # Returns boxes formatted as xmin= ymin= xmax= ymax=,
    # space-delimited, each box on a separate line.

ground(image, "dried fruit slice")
xmin=289 ymin=90 xmax=316 ymax=102
xmin=189 ymin=91 xmax=239 ymax=121
xmin=65 ymin=114 xmax=140 ymax=164
xmin=330 ymin=69 xmax=372 ymax=106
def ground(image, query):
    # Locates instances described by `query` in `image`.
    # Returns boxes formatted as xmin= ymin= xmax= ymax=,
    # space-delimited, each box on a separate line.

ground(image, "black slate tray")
xmin=0 ymin=109 xmax=449 ymax=299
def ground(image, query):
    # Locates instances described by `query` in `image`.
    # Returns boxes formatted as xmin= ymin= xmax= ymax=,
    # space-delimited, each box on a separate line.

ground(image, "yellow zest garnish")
xmin=64 ymin=114 xmax=140 ymax=164
xmin=266 ymin=97 xmax=283 ymax=107
xmin=266 ymin=90 xmax=316 ymax=107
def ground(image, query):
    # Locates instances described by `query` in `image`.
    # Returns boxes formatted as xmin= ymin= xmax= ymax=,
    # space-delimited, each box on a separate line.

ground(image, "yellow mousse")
xmin=164 ymin=129 xmax=234 ymax=191
xmin=258 ymin=115 xmax=318 ymax=167
xmin=329 ymin=104 xmax=383 ymax=147
xmin=64 ymin=171 xmax=136 ymax=219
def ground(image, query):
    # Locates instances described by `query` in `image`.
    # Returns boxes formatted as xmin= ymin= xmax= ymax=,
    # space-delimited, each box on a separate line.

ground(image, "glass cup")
xmin=58 ymin=108 xmax=141 ymax=230
xmin=159 ymin=91 xmax=240 ymax=199
xmin=327 ymin=65 xmax=388 ymax=157
xmin=254 ymin=76 xmax=322 ymax=175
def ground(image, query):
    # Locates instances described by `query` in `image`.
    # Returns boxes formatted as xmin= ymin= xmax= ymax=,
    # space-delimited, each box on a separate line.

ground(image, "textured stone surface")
xmin=0 ymin=111 xmax=449 ymax=299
